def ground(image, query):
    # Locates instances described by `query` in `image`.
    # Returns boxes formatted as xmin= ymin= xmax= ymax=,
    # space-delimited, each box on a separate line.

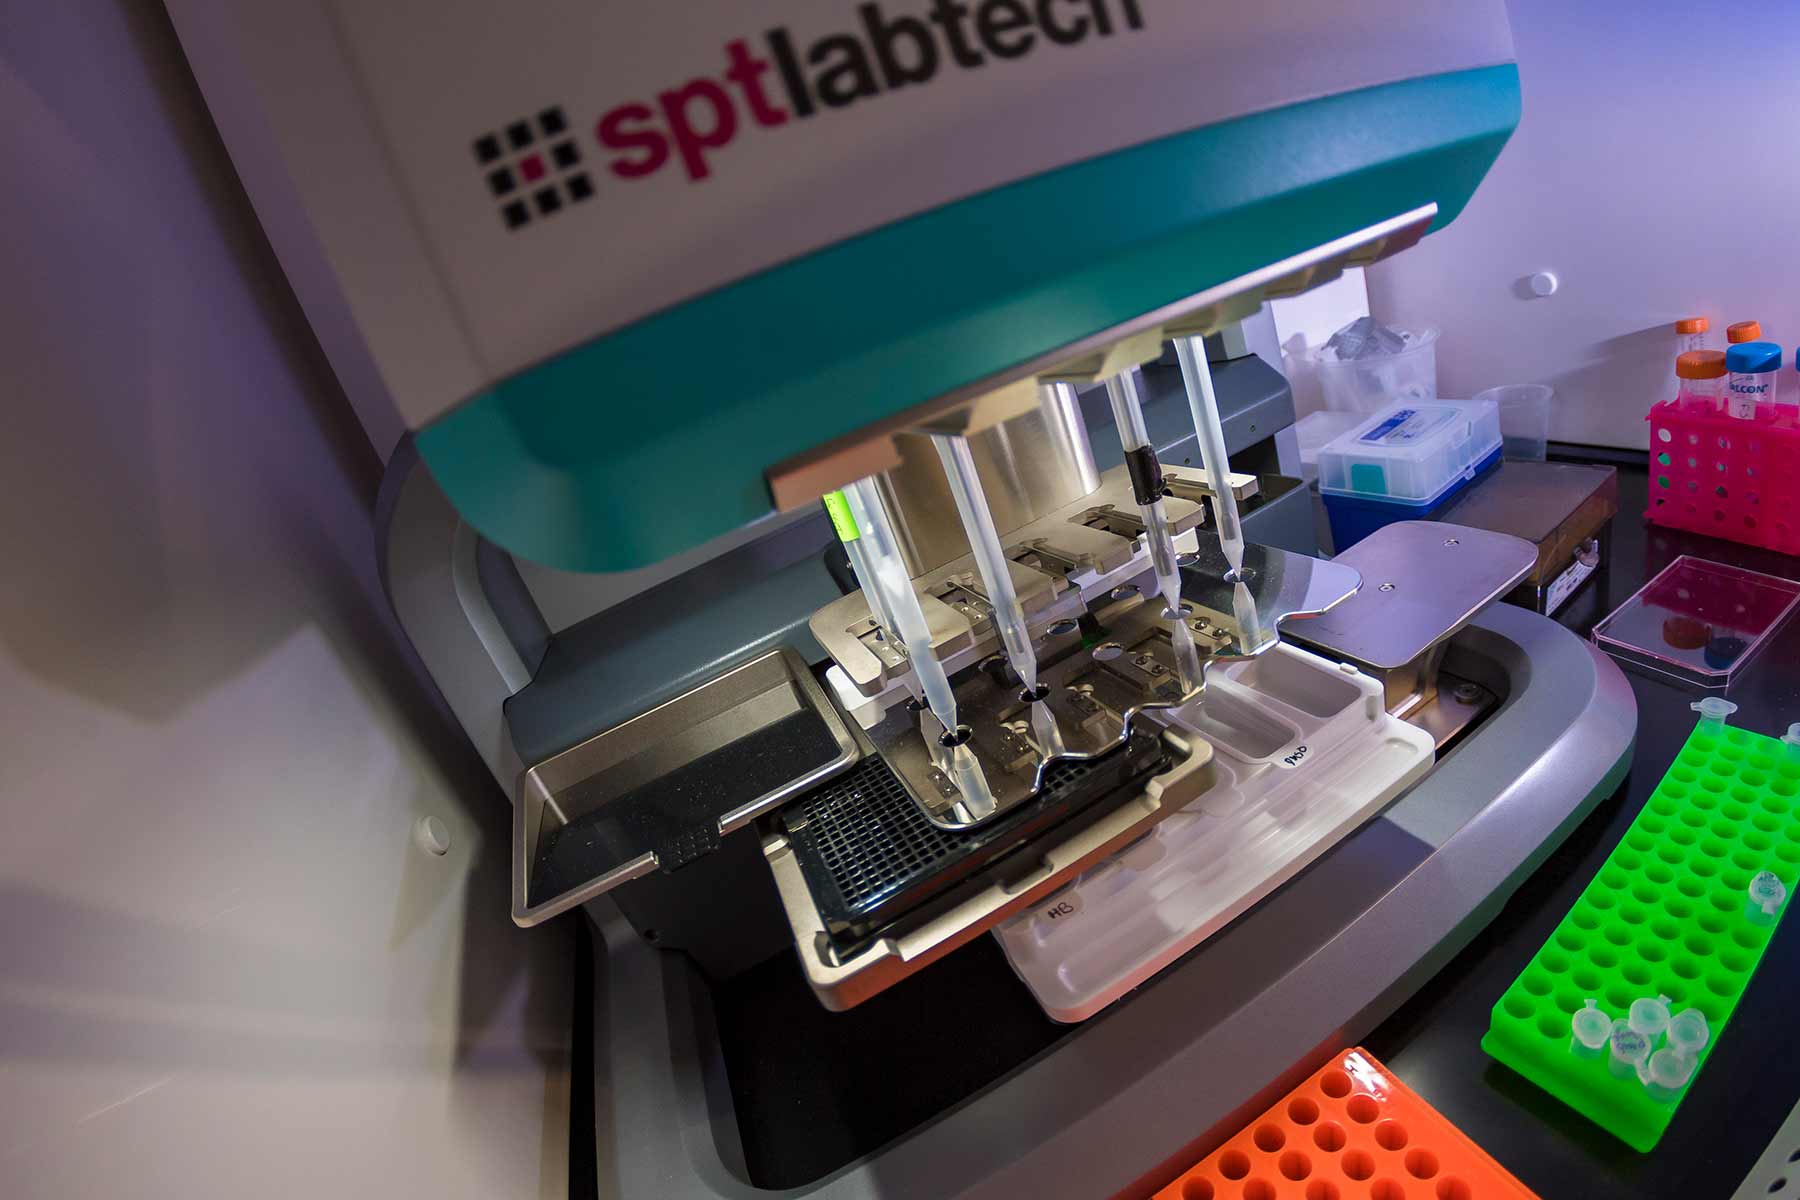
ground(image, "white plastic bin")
xmin=994 ymin=643 xmax=1435 ymax=1023
xmin=1313 ymin=326 xmax=1439 ymax=413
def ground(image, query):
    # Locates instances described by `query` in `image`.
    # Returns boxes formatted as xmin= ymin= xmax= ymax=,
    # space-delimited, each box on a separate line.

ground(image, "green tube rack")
xmin=1482 ymin=719 xmax=1800 ymax=1151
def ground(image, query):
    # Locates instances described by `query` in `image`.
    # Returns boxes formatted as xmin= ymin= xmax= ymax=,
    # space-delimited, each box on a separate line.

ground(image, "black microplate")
xmin=781 ymin=730 xmax=1168 ymax=942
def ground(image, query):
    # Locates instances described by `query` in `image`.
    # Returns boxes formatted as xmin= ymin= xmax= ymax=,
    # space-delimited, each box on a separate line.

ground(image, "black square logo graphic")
xmin=478 ymin=104 xmax=589 ymax=230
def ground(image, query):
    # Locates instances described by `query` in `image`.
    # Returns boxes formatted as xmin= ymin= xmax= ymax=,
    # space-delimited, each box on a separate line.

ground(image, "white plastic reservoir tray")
xmin=994 ymin=642 xmax=1435 ymax=1022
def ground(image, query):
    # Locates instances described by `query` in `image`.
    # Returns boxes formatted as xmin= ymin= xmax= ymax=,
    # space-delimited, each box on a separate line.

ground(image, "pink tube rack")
xmin=1646 ymin=401 xmax=1800 ymax=554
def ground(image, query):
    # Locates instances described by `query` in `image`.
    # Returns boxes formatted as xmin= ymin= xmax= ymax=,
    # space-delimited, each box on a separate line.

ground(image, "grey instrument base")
xmin=1729 ymin=1091 xmax=1800 ymax=1199
xmin=580 ymin=601 xmax=1636 ymax=1199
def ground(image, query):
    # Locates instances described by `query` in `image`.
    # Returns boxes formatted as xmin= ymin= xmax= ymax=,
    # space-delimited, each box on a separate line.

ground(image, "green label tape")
xmin=823 ymin=491 xmax=860 ymax=543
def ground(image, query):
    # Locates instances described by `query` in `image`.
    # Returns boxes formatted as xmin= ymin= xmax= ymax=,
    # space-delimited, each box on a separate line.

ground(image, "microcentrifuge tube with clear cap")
xmin=1628 ymin=995 xmax=1672 ymax=1041
xmin=1666 ymin=1008 xmax=1710 ymax=1057
xmin=1570 ymin=999 xmax=1611 ymax=1058
xmin=1608 ymin=1022 xmax=1651 ymax=1080
xmin=1690 ymin=697 xmax=1738 ymax=735
xmin=1637 ymin=1048 xmax=1697 ymax=1102
xmin=1747 ymin=869 xmax=1787 ymax=925
xmin=1785 ymin=723 xmax=1800 ymax=763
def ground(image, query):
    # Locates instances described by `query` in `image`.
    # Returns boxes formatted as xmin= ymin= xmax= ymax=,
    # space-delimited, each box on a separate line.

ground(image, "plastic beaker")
xmin=1474 ymin=384 xmax=1553 ymax=462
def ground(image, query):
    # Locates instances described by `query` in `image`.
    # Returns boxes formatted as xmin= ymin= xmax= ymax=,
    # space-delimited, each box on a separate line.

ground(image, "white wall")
xmin=1367 ymin=0 xmax=1800 ymax=451
xmin=0 ymin=5 xmax=572 ymax=1197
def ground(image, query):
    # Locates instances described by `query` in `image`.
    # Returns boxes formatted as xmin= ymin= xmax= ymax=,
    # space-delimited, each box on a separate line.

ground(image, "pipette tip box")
xmin=1318 ymin=399 xmax=1502 ymax=550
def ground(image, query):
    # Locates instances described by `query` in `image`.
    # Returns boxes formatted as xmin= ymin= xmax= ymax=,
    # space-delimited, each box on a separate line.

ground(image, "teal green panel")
xmin=418 ymin=64 xmax=1520 ymax=573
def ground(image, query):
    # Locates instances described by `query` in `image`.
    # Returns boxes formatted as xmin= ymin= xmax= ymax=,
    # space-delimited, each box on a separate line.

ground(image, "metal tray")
xmin=781 ymin=730 xmax=1171 ymax=942
xmin=763 ymin=726 xmax=1212 ymax=1011
xmin=512 ymin=647 xmax=859 ymax=926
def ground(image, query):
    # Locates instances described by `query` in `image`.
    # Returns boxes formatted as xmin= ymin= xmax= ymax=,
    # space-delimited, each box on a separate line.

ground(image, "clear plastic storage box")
xmin=1317 ymin=399 xmax=1502 ymax=499
xmin=1317 ymin=399 xmax=1503 ymax=549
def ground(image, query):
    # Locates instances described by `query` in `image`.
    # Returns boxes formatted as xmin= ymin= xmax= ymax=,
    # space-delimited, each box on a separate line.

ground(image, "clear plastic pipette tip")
xmin=845 ymin=478 xmax=995 ymax=812
xmin=1174 ymin=336 xmax=1246 ymax=578
xmin=945 ymin=740 xmax=995 ymax=819
xmin=1167 ymin=612 xmax=1204 ymax=694
xmin=932 ymin=433 xmax=1053 ymax=737
xmin=1029 ymin=700 xmax=1067 ymax=759
xmin=1105 ymin=370 xmax=1202 ymax=694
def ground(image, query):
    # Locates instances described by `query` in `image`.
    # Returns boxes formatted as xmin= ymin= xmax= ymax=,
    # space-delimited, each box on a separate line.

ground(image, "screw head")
xmin=1379 ymin=582 xmax=1397 ymax=592
xmin=1452 ymin=681 xmax=1482 ymax=704
xmin=1444 ymin=537 xmax=1460 ymax=546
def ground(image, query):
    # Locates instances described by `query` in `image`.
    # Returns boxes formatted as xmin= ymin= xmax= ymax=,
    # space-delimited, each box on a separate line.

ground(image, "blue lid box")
xmin=1317 ymin=399 xmax=1503 ymax=549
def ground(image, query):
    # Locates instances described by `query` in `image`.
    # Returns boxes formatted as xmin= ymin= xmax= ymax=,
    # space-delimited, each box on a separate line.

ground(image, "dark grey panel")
xmin=505 ymin=537 xmax=843 ymax=767
xmin=476 ymin=536 xmax=551 ymax=679
xmin=376 ymin=440 xmax=528 ymax=786
xmin=1240 ymin=475 xmax=1318 ymax=556
xmin=1083 ymin=353 xmax=1296 ymax=470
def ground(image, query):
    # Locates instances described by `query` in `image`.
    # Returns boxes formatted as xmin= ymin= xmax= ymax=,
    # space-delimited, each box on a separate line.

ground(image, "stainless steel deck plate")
xmin=512 ymin=646 xmax=859 ymax=926
xmin=1290 ymin=521 xmax=1536 ymax=671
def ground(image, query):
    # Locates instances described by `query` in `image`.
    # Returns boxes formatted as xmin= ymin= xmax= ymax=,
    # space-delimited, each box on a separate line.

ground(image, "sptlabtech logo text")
xmin=472 ymin=0 xmax=1147 ymax=230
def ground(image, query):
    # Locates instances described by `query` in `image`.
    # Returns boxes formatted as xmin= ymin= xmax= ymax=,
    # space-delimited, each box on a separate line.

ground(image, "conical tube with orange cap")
xmin=1675 ymin=349 xmax=1726 ymax=414
xmin=1728 ymin=320 xmax=1763 ymax=345
xmin=1675 ymin=316 xmax=1708 ymax=356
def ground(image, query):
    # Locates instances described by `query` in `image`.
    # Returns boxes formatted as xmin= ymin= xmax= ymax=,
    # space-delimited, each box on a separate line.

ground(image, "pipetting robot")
xmin=171 ymin=2 xmax=1637 ymax=1194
